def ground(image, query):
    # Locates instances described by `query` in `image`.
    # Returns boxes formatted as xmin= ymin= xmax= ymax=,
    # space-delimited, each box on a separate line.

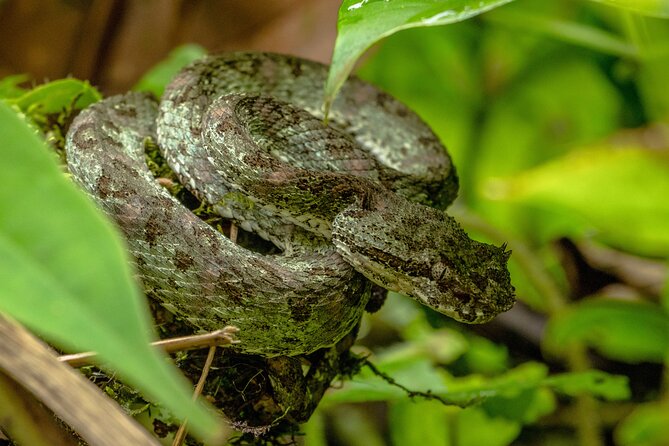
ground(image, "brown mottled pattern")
xmin=66 ymin=52 xmax=515 ymax=357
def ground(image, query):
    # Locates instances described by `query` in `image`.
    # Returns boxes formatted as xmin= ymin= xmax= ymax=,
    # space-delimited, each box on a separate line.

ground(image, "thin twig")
xmin=172 ymin=346 xmax=218 ymax=446
xmin=229 ymin=222 xmax=239 ymax=244
xmin=58 ymin=327 xmax=239 ymax=368
xmin=363 ymin=358 xmax=456 ymax=407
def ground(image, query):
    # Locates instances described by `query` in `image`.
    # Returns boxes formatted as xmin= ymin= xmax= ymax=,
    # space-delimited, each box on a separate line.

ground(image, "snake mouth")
xmin=413 ymin=285 xmax=509 ymax=324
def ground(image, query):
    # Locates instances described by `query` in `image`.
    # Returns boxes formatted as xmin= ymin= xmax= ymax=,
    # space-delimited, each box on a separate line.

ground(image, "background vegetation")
xmin=1 ymin=0 xmax=668 ymax=445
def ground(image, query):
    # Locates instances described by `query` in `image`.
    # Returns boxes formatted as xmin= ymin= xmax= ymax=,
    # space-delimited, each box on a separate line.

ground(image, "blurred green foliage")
xmin=0 ymin=85 xmax=223 ymax=443
xmin=315 ymin=0 xmax=669 ymax=445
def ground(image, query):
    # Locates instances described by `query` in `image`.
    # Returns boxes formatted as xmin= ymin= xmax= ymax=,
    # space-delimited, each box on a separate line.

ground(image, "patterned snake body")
xmin=66 ymin=53 xmax=514 ymax=356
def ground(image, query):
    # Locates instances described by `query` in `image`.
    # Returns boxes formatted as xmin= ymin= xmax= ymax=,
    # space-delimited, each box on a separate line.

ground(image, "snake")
xmin=65 ymin=52 xmax=514 ymax=357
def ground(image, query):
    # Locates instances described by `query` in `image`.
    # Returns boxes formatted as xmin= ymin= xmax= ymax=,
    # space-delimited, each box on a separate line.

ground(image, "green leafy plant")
xmin=0 ymin=87 xmax=224 ymax=442
xmin=311 ymin=0 xmax=669 ymax=445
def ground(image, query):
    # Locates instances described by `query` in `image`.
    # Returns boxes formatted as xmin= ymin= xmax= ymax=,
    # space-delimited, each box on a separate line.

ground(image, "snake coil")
xmin=66 ymin=52 xmax=514 ymax=356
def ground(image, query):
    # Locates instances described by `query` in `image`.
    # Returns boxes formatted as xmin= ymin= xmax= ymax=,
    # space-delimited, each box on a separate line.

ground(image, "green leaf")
xmin=301 ymin=410 xmax=328 ymax=446
xmin=476 ymin=59 xmax=622 ymax=185
xmin=662 ymin=274 xmax=669 ymax=311
xmin=134 ymin=44 xmax=207 ymax=97
xmin=457 ymin=407 xmax=520 ymax=446
xmin=485 ymin=7 xmax=638 ymax=58
xmin=323 ymin=351 xmax=627 ymax=407
xmin=545 ymin=298 xmax=669 ymax=363
xmin=389 ymin=392 xmax=551 ymax=446
xmin=0 ymin=74 xmax=28 ymax=99
xmin=633 ymin=16 xmax=669 ymax=120
xmin=9 ymin=78 xmax=101 ymax=115
xmin=382 ymin=370 xmax=623 ymax=446
xmin=322 ymin=358 xmax=447 ymax=405
xmin=616 ymin=402 xmax=669 ymax=445
xmin=482 ymin=388 xmax=556 ymax=424
xmin=0 ymin=102 xmax=223 ymax=442
xmin=329 ymin=406 xmax=386 ymax=446
xmin=457 ymin=335 xmax=509 ymax=375
xmin=388 ymin=399 xmax=452 ymax=446
xmin=485 ymin=147 xmax=669 ymax=257
xmin=588 ymin=0 xmax=669 ymax=18
xmin=324 ymin=0 xmax=515 ymax=112
xmin=474 ymin=57 xmax=622 ymax=250
xmin=544 ymin=370 xmax=630 ymax=400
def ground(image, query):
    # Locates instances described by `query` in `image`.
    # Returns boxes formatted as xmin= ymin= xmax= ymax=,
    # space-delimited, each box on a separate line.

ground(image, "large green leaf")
xmin=545 ymin=298 xmax=669 ymax=363
xmin=475 ymin=59 xmax=622 ymax=191
xmin=588 ymin=0 xmax=669 ymax=18
xmin=324 ymin=0 xmax=515 ymax=112
xmin=301 ymin=411 xmax=328 ymax=446
xmin=485 ymin=147 xmax=669 ymax=257
xmin=0 ymin=102 xmax=223 ymax=442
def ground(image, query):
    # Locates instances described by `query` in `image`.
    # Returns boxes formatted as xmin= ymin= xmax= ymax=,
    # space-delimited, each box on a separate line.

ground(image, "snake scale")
xmin=65 ymin=52 xmax=514 ymax=357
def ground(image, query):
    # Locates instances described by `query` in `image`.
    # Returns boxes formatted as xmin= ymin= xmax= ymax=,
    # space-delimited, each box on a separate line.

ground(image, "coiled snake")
xmin=65 ymin=52 xmax=514 ymax=357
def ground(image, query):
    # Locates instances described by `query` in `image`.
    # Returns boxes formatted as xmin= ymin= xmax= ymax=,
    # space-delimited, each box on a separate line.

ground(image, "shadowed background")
xmin=0 ymin=0 xmax=340 ymax=94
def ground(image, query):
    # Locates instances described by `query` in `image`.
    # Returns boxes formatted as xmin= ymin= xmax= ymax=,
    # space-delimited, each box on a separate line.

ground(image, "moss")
xmin=26 ymin=101 xmax=78 ymax=169
xmin=219 ymin=190 xmax=256 ymax=210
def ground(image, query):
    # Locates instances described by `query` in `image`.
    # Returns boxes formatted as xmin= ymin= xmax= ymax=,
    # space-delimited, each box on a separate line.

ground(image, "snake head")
xmin=332 ymin=195 xmax=515 ymax=323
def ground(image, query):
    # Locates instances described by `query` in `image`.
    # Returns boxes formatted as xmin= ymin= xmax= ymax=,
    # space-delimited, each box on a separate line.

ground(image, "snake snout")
xmin=333 ymin=198 xmax=516 ymax=323
xmin=444 ymin=245 xmax=515 ymax=323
